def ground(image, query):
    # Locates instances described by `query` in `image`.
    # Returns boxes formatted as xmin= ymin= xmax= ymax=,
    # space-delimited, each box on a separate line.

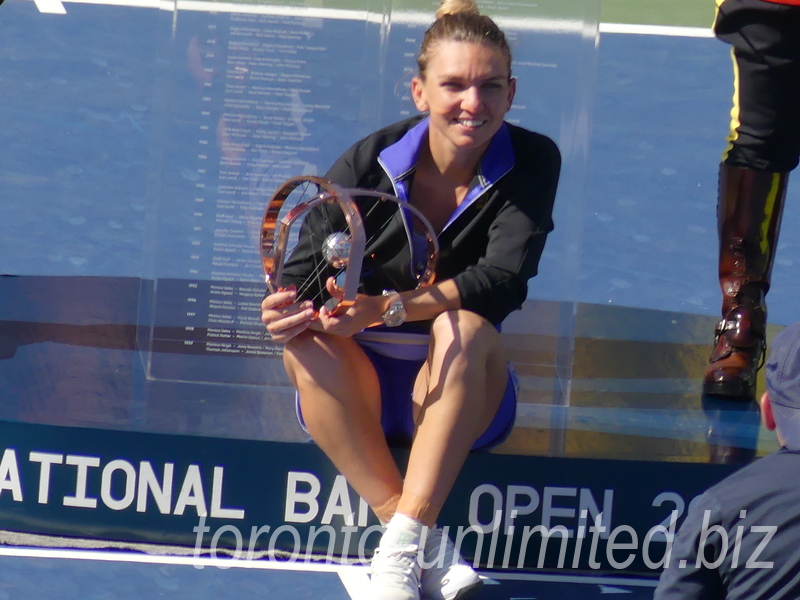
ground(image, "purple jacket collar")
xmin=377 ymin=117 xmax=516 ymax=231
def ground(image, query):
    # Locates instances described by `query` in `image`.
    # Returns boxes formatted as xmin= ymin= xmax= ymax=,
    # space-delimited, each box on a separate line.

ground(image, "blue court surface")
xmin=1 ymin=0 xmax=798 ymax=596
xmin=1 ymin=1 xmax=797 ymax=319
xmin=0 ymin=547 xmax=659 ymax=599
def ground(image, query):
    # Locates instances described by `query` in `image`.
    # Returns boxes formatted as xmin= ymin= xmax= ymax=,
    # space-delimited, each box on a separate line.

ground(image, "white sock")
xmin=379 ymin=513 xmax=423 ymax=549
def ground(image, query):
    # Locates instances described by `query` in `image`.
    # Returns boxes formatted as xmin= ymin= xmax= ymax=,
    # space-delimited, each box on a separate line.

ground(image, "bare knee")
xmin=283 ymin=331 xmax=380 ymax=412
xmin=283 ymin=330 xmax=345 ymax=389
xmin=430 ymin=310 xmax=505 ymax=363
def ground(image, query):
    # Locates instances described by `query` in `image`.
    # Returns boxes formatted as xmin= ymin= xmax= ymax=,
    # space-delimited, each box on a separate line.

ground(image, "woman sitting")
xmin=261 ymin=0 xmax=561 ymax=597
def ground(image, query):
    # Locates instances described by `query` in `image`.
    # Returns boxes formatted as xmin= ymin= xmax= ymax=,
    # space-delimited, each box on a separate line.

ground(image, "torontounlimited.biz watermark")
xmin=191 ymin=510 xmax=777 ymax=571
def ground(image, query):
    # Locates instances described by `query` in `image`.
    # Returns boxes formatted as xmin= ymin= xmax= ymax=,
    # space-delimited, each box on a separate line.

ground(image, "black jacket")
xmin=322 ymin=115 xmax=560 ymax=325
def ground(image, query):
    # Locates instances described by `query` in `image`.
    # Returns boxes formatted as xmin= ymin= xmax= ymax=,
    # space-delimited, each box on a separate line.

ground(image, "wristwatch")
xmin=381 ymin=290 xmax=407 ymax=328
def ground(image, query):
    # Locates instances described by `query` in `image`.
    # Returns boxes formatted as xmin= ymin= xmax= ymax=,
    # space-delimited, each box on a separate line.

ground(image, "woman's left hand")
xmin=314 ymin=277 xmax=385 ymax=337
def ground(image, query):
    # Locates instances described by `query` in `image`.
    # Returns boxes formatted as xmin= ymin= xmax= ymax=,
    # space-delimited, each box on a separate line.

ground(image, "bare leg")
xmin=395 ymin=310 xmax=508 ymax=526
xmin=283 ymin=330 xmax=403 ymax=522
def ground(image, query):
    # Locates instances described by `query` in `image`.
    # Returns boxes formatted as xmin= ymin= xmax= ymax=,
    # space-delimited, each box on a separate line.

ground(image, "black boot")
xmin=702 ymin=164 xmax=788 ymax=399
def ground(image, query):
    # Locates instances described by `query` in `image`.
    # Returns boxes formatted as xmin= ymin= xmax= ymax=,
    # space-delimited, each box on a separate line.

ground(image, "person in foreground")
xmin=655 ymin=321 xmax=800 ymax=599
xmin=702 ymin=0 xmax=799 ymax=400
xmin=261 ymin=1 xmax=561 ymax=598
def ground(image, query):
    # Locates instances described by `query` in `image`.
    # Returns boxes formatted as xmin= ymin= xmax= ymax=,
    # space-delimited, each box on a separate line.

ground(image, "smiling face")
xmin=411 ymin=40 xmax=515 ymax=164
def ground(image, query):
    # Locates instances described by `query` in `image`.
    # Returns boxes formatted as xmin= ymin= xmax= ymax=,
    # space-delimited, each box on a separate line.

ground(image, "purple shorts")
xmin=295 ymin=343 xmax=518 ymax=451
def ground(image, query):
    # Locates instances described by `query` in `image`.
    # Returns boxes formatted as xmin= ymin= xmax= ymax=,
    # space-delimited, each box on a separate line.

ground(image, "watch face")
xmin=383 ymin=300 xmax=406 ymax=327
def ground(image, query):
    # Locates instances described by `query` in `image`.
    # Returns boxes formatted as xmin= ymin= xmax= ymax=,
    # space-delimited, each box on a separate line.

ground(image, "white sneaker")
xmin=421 ymin=526 xmax=483 ymax=600
xmin=370 ymin=543 xmax=422 ymax=600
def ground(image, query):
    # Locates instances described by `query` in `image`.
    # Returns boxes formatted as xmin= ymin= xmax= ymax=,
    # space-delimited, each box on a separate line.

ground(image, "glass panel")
xmin=4 ymin=0 xmax=770 ymax=464
xmin=138 ymin=0 xmax=598 ymax=453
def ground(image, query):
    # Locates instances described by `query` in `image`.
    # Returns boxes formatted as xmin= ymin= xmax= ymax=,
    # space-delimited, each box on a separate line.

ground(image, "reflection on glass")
xmin=136 ymin=0 xmax=599 ymax=455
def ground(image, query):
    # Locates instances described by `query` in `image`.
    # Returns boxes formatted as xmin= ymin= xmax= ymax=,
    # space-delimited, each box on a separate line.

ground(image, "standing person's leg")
xmin=704 ymin=166 xmax=787 ymax=398
xmin=704 ymin=0 xmax=800 ymax=399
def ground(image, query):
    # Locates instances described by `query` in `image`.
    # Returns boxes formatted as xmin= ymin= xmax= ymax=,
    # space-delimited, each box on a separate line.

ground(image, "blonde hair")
xmin=417 ymin=0 xmax=512 ymax=79
xmin=435 ymin=0 xmax=480 ymax=19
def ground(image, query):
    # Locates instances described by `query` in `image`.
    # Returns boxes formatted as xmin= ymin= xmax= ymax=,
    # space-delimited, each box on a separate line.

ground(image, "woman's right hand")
xmin=260 ymin=285 xmax=317 ymax=343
